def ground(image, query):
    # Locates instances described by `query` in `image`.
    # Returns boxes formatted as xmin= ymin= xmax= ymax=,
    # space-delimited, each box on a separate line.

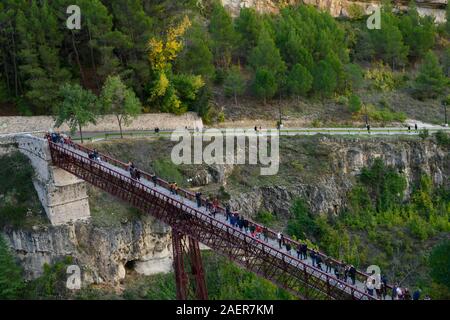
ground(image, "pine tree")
xmin=224 ymin=65 xmax=246 ymax=106
xmin=348 ymin=94 xmax=362 ymax=113
xmin=252 ymin=68 xmax=277 ymax=104
xmin=313 ymin=60 xmax=337 ymax=97
xmin=249 ymin=29 xmax=286 ymax=77
xmin=234 ymin=7 xmax=262 ymax=56
xmin=413 ymin=51 xmax=447 ymax=100
xmin=176 ymin=22 xmax=215 ymax=82
xmin=287 ymin=64 xmax=313 ymax=100
xmin=101 ymin=75 xmax=142 ymax=138
xmin=399 ymin=2 xmax=435 ymax=60
xmin=209 ymin=1 xmax=237 ymax=69
xmin=15 ymin=2 xmax=71 ymax=114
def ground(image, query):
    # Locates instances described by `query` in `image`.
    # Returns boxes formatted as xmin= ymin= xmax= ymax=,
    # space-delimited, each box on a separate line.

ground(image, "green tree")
xmin=287 ymin=199 xmax=318 ymax=240
xmin=252 ymin=68 xmax=277 ymax=104
xmin=399 ymin=2 xmax=435 ymax=60
xmin=234 ymin=7 xmax=262 ymax=56
xmin=249 ymin=28 xmax=286 ymax=77
xmin=209 ymin=1 xmax=237 ymax=69
xmin=348 ymin=94 xmax=362 ymax=113
xmin=369 ymin=7 xmax=409 ymax=69
xmin=287 ymin=64 xmax=313 ymax=100
xmin=55 ymin=83 xmax=98 ymax=143
xmin=344 ymin=63 xmax=364 ymax=91
xmin=224 ymin=65 xmax=246 ymax=106
xmin=0 ymin=235 xmax=24 ymax=299
xmin=429 ymin=240 xmax=450 ymax=290
xmin=176 ymin=22 xmax=215 ymax=82
xmin=413 ymin=51 xmax=447 ymax=100
xmin=101 ymin=75 xmax=142 ymax=138
xmin=15 ymin=2 xmax=71 ymax=114
xmin=359 ymin=158 xmax=407 ymax=212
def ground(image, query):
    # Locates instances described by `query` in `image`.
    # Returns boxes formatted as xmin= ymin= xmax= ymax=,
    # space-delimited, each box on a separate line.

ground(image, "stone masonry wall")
xmin=0 ymin=134 xmax=91 ymax=225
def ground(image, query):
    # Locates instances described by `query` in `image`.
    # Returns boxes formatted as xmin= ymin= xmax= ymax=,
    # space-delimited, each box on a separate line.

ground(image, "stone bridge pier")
xmin=0 ymin=134 xmax=90 ymax=225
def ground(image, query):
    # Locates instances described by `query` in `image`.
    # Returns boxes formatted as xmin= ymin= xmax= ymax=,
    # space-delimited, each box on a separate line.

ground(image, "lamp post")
xmin=444 ymin=99 xmax=448 ymax=127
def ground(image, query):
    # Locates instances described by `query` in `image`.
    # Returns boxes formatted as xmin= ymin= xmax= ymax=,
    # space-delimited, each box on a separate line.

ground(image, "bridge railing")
xmin=62 ymin=140 xmax=388 ymax=294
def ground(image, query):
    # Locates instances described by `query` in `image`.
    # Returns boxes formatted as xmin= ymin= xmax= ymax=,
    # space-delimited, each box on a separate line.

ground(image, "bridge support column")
xmin=172 ymin=230 xmax=208 ymax=300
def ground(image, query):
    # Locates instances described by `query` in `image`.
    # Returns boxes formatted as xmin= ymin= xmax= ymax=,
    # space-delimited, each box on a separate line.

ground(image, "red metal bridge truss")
xmin=48 ymin=140 xmax=383 ymax=300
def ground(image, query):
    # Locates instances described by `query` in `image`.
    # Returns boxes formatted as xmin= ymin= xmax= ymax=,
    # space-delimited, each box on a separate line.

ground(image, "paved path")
xmin=66 ymin=126 xmax=450 ymax=142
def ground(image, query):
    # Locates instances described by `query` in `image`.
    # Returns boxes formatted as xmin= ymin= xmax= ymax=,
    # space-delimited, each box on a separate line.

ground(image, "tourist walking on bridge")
xmin=277 ymin=232 xmax=283 ymax=249
xmin=348 ymin=265 xmax=356 ymax=285
xmin=310 ymin=250 xmax=316 ymax=267
xmin=151 ymin=174 xmax=158 ymax=187
xmin=263 ymin=226 xmax=269 ymax=242
xmin=325 ymin=256 xmax=333 ymax=273
xmin=225 ymin=203 xmax=231 ymax=220
xmin=301 ymin=243 xmax=308 ymax=260
xmin=195 ymin=192 xmax=202 ymax=208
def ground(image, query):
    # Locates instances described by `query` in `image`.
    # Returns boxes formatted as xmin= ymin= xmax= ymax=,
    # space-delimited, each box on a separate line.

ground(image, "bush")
xmin=419 ymin=128 xmax=429 ymax=140
xmin=429 ymin=240 xmax=450 ymax=290
xmin=255 ymin=211 xmax=276 ymax=225
xmin=365 ymin=62 xmax=396 ymax=91
xmin=287 ymin=199 xmax=318 ymax=240
xmin=435 ymin=131 xmax=450 ymax=147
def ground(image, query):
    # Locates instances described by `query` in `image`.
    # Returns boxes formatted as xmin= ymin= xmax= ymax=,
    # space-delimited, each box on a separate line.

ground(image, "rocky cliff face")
xmin=2 ymin=215 xmax=172 ymax=285
xmin=221 ymin=0 xmax=448 ymax=23
xmin=225 ymin=137 xmax=449 ymax=219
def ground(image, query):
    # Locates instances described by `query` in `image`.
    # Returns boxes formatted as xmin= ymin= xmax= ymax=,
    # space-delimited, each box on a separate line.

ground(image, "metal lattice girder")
xmin=48 ymin=142 xmax=376 ymax=301
xmin=172 ymin=230 xmax=208 ymax=300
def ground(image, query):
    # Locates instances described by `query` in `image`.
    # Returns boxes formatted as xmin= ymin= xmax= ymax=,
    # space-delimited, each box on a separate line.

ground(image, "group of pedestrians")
xmin=48 ymin=132 xmax=432 ymax=300
xmin=45 ymin=131 xmax=74 ymax=146
xmin=127 ymin=161 xmax=141 ymax=180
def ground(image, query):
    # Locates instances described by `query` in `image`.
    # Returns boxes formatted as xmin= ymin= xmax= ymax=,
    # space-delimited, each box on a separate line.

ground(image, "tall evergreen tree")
xmin=252 ymin=68 xmax=277 ymax=104
xmin=287 ymin=64 xmax=313 ymax=100
xmin=209 ymin=1 xmax=238 ymax=69
xmin=413 ymin=51 xmax=447 ymax=100
xmin=224 ymin=65 xmax=246 ymax=106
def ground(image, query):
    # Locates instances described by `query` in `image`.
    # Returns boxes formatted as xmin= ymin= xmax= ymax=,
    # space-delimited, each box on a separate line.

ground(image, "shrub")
xmin=429 ymin=240 xmax=450 ymax=290
xmin=255 ymin=211 xmax=276 ymax=225
xmin=435 ymin=131 xmax=450 ymax=147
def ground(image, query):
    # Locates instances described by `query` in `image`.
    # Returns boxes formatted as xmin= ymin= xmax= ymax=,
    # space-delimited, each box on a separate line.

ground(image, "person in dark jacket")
xmin=348 ymin=265 xmax=356 ymax=285
xmin=285 ymin=242 xmax=291 ymax=255
xmin=152 ymin=174 xmax=158 ymax=186
xmin=263 ymin=227 xmax=269 ymax=242
xmin=195 ymin=192 xmax=202 ymax=208
xmin=296 ymin=244 xmax=302 ymax=259
xmin=310 ymin=250 xmax=316 ymax=267
xmin=301 ymin=243 xmax=308 ymax=260
xmin=243 ymin=219 xmax=249 ymax=233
